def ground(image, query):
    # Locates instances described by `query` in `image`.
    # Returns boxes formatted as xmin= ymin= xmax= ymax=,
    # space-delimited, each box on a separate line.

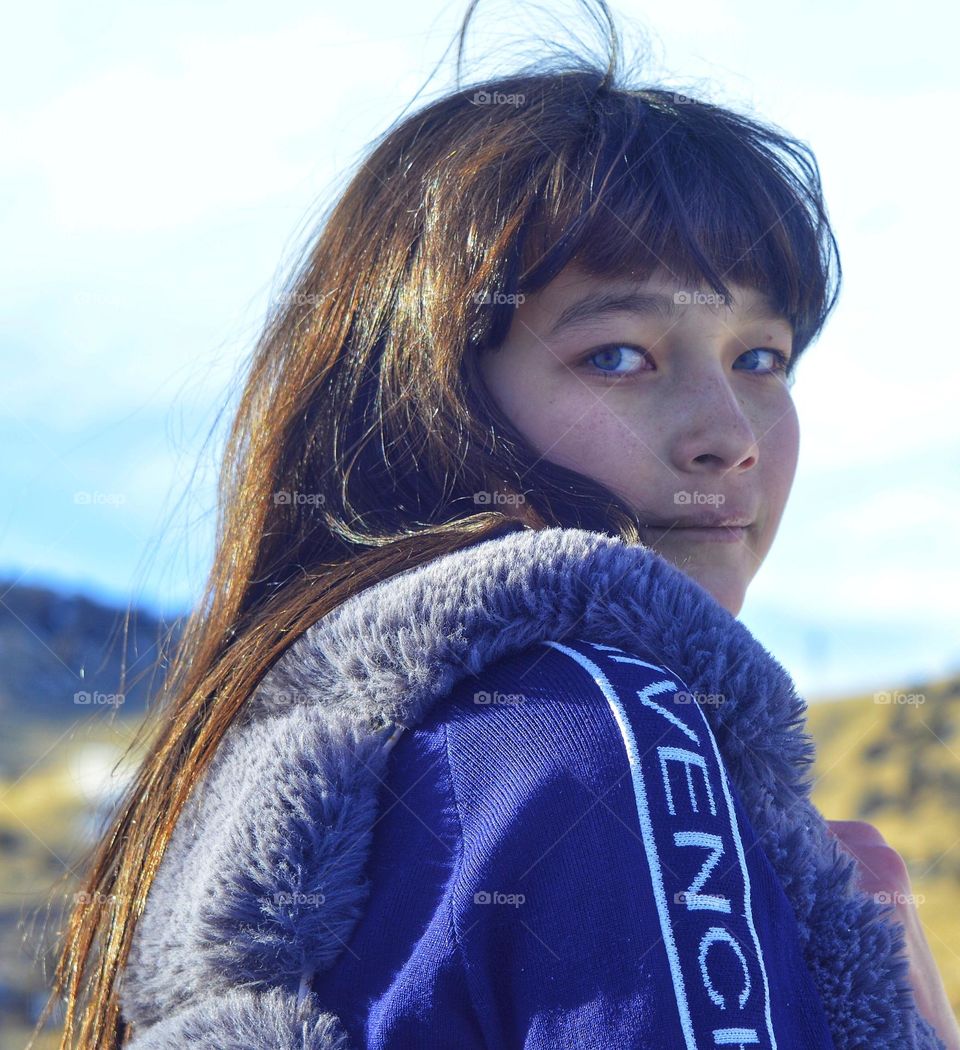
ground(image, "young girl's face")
xmin=477 ymin=262 xmax=800 ymax=617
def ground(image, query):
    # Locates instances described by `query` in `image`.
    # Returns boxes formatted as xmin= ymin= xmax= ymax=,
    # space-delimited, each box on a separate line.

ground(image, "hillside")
xmin=0 ymin=579 xmax=180 ymax=780
xmin=805 ymin=672 xmax=960 ymax=1017
xmin=0 ymin=581 xmax=178 ymax=1047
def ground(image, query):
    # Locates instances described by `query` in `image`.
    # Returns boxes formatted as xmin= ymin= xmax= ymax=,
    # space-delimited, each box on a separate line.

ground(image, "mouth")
xmin=638 ymin=519 xmax=754 ymax=543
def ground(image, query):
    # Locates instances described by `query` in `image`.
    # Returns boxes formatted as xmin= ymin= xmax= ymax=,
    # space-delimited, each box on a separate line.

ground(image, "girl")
xmin=38 ymin=1 xmax=958 ymax=1047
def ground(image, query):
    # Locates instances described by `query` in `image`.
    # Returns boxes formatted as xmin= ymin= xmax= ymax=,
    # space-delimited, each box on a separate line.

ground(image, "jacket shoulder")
xmin=439 ymin=634 xmax=703 ymax=799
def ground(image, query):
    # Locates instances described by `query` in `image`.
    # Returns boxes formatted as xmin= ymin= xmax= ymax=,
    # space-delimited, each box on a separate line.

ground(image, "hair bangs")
xmin=516 ymin=87 xmax=840 ymax=358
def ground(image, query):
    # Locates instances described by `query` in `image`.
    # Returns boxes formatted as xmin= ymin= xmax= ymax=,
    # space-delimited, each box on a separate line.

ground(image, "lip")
xmin=661 ymin=525 xmax=749 ymax=542
xmin=639 ymin=520 xmax=753 ymax=543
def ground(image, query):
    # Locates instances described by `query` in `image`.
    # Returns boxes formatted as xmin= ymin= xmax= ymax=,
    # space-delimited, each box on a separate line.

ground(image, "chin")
xmin=638 ymin=543 xmax=749 ymax=617
xmin=680 ymin=565 xmax=746 ymax=617
xmin=702 ymin=577 xmax=745 ymax=617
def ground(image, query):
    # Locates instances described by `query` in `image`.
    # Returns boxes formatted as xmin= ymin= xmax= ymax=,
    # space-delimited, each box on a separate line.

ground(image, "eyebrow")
xmin=547 ymin=289 xmax=790 ymax=337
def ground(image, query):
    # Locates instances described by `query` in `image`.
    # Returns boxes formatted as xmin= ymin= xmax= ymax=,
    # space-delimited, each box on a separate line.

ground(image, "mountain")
xmin=0 ymin=579 xmax=183 ymax=779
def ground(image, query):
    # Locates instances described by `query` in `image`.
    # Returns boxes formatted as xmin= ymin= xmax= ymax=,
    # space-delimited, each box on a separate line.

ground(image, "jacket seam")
xmin=442 ymin=714 xmax=492 ymax=1049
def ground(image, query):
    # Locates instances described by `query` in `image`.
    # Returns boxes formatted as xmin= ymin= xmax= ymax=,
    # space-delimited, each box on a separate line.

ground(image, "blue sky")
xmin=1 ymin=0 xmax=958 ymax=700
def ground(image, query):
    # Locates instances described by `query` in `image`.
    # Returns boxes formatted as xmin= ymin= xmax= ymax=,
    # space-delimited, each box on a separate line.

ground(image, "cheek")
xmin=520 ymin=392 xmax=659 ymax=493
xmin=758 ymin=398 xmax=800 ymax=516
xmin=479 ymin=347 xmax=657 ymax=483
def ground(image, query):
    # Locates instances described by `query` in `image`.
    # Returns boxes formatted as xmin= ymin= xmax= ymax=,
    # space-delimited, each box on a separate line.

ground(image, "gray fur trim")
xmin=120 ymin=526 xmax=942 ymax=1049
xmin=124 ymin=987 xmax=351 ymax=1049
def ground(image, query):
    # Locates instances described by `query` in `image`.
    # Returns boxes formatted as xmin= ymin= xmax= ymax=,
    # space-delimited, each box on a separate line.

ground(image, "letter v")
xmin=637 ymin=681 xmax=699 ymax=744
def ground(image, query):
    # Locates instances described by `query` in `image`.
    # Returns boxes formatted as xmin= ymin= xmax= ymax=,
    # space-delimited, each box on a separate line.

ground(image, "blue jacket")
xmin=119 ymin=526 xmax=946 ymax=1049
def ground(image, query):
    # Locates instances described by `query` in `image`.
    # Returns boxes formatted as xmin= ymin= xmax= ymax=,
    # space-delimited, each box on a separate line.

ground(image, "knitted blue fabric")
xmin=311 ymin=636 xmax=837 ymax=1048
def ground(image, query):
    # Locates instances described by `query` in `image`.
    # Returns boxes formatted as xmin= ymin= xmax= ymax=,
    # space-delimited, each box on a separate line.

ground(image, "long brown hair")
xmin=35 ymin=1 xmax=841 ymax=1045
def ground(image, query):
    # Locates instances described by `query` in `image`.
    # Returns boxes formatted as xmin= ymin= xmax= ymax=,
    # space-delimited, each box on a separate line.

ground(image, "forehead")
xmin=525 ymin=263 xmax=791 ymax=333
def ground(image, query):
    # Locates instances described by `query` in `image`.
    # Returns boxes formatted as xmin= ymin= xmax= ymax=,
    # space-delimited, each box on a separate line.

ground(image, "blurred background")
xmin=1 ymin=0 xmax=958 ymax=1044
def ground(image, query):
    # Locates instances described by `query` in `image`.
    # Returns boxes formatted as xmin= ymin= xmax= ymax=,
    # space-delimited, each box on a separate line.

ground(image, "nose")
xmin=669 ymin=368 xmax=759 ymax=476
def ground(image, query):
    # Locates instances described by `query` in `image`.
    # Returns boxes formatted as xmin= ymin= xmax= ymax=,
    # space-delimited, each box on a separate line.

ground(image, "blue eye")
xmin=735 ymin=348 xmax=792 ymax=376
xmin=579 ymin=344 xmax=794 ymax=382
xmin=581 ymin=344 xmax=650 ymax=378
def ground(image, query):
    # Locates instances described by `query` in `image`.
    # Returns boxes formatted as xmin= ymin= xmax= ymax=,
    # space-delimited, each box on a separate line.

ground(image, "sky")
xmin=1 ymin=0 xmax=958 ymax=700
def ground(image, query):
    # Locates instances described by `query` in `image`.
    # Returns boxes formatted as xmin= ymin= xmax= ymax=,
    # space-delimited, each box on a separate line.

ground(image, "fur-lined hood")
xmin=119 ymin=525 xmax=944 ymax=1048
